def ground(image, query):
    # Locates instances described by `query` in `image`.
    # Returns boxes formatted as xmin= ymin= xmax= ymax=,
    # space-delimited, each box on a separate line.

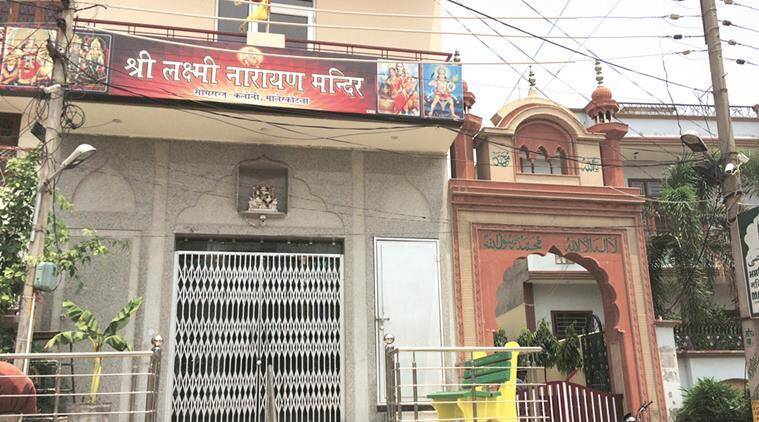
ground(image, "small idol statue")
xmin=247 ymin=183 xmax=279 ymax=212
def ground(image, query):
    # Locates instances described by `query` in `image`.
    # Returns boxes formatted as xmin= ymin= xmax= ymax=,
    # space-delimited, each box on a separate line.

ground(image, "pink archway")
xmin=470 ymin=223 xmax=654 ymax=414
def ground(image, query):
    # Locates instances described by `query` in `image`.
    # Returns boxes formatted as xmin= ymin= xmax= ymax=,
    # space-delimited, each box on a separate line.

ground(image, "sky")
xmin=440 ymin=0 xmax=758 ymax=123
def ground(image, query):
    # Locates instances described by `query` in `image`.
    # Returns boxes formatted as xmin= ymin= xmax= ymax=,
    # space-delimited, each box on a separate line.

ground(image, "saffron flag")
xmin=235 ymin=0 xmax=271 ymax=32
xmin=248 ymin=0 xmax=271 ymax=21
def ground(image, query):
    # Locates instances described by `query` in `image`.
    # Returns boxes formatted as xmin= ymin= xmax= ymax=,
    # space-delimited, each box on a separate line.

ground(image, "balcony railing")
xmin=618 ymin=102 xmax=759 ymax=119
xmin=74 ymin=18 xmax=453 ymax=62
xmin=674 ymin=321 xmax=744 ymax=351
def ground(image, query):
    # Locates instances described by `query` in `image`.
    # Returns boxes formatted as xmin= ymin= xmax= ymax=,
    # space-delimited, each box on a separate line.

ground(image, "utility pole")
xmin=14 ymin=0 xmax=74 ymax=370
xmin=700 ymin=0 xmax=759 ymax=417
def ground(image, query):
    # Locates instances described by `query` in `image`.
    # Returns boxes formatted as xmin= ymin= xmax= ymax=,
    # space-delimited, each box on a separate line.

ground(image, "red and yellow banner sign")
xmin=110 ymin=36 xmax=378 ymax=115
xmin=0 ymin=26 xmax=464 ymax=120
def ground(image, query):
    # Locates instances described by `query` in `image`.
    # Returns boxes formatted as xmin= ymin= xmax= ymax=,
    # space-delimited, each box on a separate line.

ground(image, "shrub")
xmin=676 ymin=378 xmax=751 ymax=422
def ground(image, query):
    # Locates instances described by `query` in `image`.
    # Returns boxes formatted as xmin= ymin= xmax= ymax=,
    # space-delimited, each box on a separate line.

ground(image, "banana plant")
xmin=45 ymin=297 xmax=143 ymax=404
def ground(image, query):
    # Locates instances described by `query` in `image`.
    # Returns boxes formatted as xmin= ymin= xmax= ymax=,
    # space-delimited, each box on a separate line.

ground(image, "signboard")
xmin=739 ymin=206 xmax=759 ymax=317
xmin=422 ymin=63 xmax=464 ymax=119
xmin=377 ymin=62 xmax=421 ymax=117
xmin=0 ymin=26 xmax=464 ymax=120
xmin=0 ymin=27 xmax=111 ymax=92
xmin=110 ymin=36 xmax=377 ymax=114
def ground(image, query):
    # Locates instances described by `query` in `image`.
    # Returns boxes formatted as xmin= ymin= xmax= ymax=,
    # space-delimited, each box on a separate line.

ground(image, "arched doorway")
xmin=450 ymin=180 xmax=667 ymax=420
xmin=475 ymin=226 xmax=636 ymax=397
xmin=494 ymin=252 xmax=611 ymax=391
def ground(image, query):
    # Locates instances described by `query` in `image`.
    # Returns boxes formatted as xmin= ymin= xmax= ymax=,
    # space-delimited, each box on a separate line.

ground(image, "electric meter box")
xmin=33 ymin=262 xmax=57 ymax=291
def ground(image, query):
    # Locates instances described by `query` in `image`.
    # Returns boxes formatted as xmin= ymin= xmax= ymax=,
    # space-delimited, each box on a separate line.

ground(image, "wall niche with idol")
xmin=236 ymin=159 xmax=288 ymax=219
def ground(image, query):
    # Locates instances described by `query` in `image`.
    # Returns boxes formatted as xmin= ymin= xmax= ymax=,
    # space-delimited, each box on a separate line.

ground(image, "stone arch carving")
xmin=72 ymin=165 xmax=136 ymax=213
xmin=176 ymin=155 xmax=344 ymax=228
xmin=515 ymin=118 xmax=578 ymax=176
xmin=491 ymin=99 xmax=605 ymax=144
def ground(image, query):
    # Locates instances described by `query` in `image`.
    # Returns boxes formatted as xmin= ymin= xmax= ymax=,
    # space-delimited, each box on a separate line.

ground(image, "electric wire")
xmin=69 ymin=3 xmax=699 ymax=41
xmin=70 ymin=23 xmax=701 ymax=66
xmin=52 ymin=49 xmax=735 ymax=176
xmin=83 ymin=0 xmax=702 ymax=22
xmin=4 ymin=12 xmax=744 ymax=209
xmin=521 ymin=0 xmax=621 ymax=96
xmin=433 ymin=0 xmax=549 ymax=98
xmin=728 ymin=1 xmax=759 ymax=13
xmin=727 ymin=23 xmax=759 ymax=35
xmin=457 ymin=0 xmax=717 ymax=154
xmin=443 ymin=0 xmax=710 ymax=92
xmin=504 ymin=0 xmax=575 ymax=102
xmin=442 ymin=1 xmax=688 ymax=172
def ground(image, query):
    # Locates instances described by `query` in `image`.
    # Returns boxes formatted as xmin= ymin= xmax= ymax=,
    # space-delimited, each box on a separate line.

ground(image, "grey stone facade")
xmin=42 ymin=134 xmax=455 ymax=421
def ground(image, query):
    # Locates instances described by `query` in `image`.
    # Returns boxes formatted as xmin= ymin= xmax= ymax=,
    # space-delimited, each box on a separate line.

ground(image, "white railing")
xmin=0 ymin=335 xmax=163 ymax=421
xmin=525 ymin=381 xmax=623 ymax=422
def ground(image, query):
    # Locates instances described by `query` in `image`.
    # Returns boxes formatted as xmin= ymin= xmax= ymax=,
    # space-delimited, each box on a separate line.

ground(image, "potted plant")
xmin=45 ymin=297 xmax=143 ymax=422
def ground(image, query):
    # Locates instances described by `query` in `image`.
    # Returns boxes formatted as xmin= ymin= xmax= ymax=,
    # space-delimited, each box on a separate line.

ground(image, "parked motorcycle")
xmin=622 ymin=401 xmax=653 ymax=422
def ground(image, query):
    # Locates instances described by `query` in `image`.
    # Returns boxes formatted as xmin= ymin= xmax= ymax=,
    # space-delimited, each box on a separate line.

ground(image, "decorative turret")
xmin=462 ymin=81 xmax=476 ymax=112
xmin=527 ymin=66 xmax=538 ymax=97
xmin=584 ymin=60 xmax=628 ymax=187
xmin=586 ymin=60 xmax=620 ymax=123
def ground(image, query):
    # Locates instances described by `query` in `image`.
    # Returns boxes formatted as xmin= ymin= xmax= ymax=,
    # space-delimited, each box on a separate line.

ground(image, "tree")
xmin=647 ymin=153 xmax=759 ymax=322
xmin=0 ymin=148 xmax=114 ymax=350
xmin=45 ymin=298 xmax=143 ymax=404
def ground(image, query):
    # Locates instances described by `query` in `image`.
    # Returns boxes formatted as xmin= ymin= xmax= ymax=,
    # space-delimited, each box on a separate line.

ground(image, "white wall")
xmin=677 ymin=354 xmax=746 ymax=390
xmin=527 ymin=253 xmax=587 ymax=272
xmin=655 ymin=323 xmax=683 ymax=417
xmin=532 ymin=282 xmax=605 ymax=329
xmin=573 ymin=112 xmax=759 ymax=139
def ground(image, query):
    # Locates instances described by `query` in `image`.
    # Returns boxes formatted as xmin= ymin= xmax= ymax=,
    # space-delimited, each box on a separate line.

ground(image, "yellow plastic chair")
xmin=427 ymin=341 xmax=521 ymax=422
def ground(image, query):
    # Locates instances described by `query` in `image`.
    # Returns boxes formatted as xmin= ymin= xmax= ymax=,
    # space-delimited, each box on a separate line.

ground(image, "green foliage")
xmin=676 ymin=378 xmax=751 ymax=422
xmin=0 ymin=149 xmax=40 ymax=318
xmin=740 ymin=150 xmax=759 ymax=197
xmin=555 ymin=326 xmax=583 ymax=376
xmin=516 ymin=320 xmax=559 ymax=369
xmin=46 ymin=297 xmax=143 ymax=403
xmin=646 ymin=154 xmax=750 ymax=322
xmin=0 ymin=148 xmax=116 ymax=333
xmin=493 ymin=328 xmax=508 ymax=347
xmin=515 ymin=319 xmax=582 ymax=377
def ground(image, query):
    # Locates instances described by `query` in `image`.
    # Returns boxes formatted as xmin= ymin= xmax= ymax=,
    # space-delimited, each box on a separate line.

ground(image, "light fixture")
xmin=680 ymin=130 xmax=708 ymax=153
xmin=30 ymin=144 xmax=97 ymax=243
xmin=39 ymin=144 xmax=97 ymax=191
xmin=60 ymin=144 xmax=96 ymax=170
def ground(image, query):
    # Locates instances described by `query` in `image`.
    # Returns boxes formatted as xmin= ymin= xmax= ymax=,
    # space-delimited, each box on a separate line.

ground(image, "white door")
xmin=375 ymin=238 xmax=443 ymax=403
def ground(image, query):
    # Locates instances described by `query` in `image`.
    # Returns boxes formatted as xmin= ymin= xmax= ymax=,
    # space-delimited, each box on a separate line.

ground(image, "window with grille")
xmin=217 ymin=0 xmax=313 ymax=46
xmin=2 ymin=2 xmax=57 ymax=26
xmin=0 ymin=113 xmax=21 ymax=147
xmin=551 ymin=311 xmax=592 ymax=339
xmin=629 ymin=178 xmax=669 ymax=234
